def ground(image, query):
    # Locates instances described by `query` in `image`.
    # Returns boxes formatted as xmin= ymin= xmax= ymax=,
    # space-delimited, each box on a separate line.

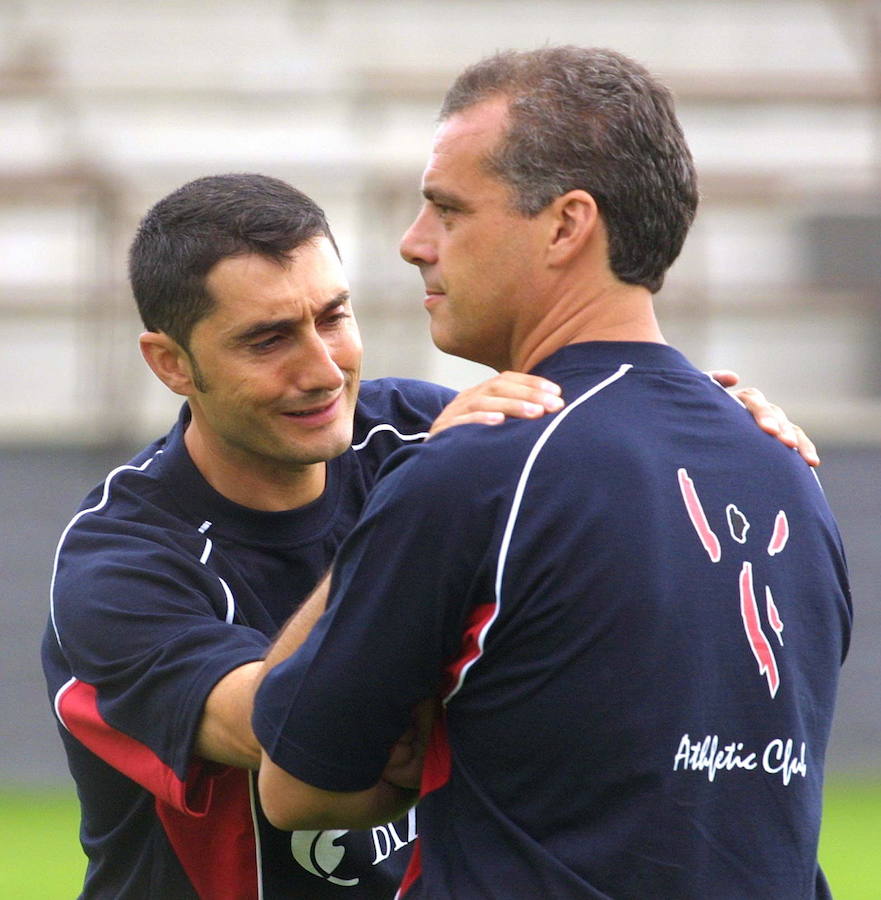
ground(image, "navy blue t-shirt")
xmin=42 ymin=377 xmax=454 ymax=899
xmin=255 ymin=343 xmax=851 ymax=900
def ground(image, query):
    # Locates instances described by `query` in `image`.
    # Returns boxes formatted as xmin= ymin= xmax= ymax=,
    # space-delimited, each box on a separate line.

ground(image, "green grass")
xmin=0 ymin=787 xmax=85 ymax=898
xmin=818 ymin=778 xmax=881 ymax=899
xmin=1 ymin=779 xmax=879 ymax=898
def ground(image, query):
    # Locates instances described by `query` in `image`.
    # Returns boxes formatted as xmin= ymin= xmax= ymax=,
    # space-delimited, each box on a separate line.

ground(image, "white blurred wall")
xmin=0 ymin=0 xmax=878 ymax=444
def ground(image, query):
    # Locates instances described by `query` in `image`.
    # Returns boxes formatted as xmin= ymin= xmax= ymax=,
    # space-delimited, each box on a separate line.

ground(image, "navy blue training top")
xmin=42 ymin=377 xmax=454 ymax=900
xmin=255 ymin=343 xmax=852 ymax=900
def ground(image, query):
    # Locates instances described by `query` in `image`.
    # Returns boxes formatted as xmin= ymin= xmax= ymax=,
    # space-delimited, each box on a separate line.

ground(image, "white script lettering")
xmin=762 ymin=738 xmax=807 ymax=785
xmin=674 ymin=733 xmax=807 ymax=786
xmin=673 ymin=733 xmax=758 ymax=782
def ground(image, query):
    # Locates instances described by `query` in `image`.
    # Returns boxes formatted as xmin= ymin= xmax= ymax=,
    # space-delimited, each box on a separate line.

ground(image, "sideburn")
xmin=185 ymin=349 xmax=210 ymax=393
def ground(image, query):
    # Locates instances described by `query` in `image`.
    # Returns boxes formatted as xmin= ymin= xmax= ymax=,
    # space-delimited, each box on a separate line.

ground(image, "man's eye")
xmin=322 ymin=312 xmax=350 ymax=326
xmin=251 ymin=335 xmax=282 ymax=351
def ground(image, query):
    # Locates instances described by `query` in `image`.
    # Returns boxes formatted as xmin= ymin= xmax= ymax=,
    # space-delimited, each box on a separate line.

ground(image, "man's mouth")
xmin=282 ymin=395 xmax=341 ymax=421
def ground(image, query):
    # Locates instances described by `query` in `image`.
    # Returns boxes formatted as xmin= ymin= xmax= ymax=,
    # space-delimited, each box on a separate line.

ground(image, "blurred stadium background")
xmin=1 ymin=0 xmax=878 ymax=865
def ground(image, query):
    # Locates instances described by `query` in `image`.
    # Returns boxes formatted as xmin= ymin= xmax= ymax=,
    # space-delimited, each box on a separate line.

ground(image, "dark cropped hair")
xmin=129 ymin=173 xmax=339 ymax=348
xmin=440 ymin=46 xmax=698 ymax=293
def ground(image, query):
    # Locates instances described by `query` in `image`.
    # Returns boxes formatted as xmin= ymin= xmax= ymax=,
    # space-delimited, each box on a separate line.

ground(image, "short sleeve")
xmin=48 ymin=519 xmax=269 ymax=799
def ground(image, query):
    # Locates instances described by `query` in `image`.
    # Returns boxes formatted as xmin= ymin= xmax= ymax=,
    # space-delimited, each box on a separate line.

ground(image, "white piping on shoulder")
xmin=217 ymin=577 xmax=236 ymax=625
xmin=49 ymin=453 xmax=162 ymax=649
xmin=444 ymin=364 xmax=634 ymax=702
xmin=351 ymin=423 xmax=430 ymax=451
xmin=197 ymin=532 xmax=236 ymax=624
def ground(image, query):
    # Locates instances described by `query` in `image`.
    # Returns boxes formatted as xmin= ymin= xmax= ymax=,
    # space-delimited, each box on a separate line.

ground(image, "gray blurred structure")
xmin=1 ymin=0 xmax=879 ymax=785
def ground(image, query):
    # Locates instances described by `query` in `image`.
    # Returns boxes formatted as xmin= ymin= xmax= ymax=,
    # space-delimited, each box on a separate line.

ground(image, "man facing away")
xmin=254 ymin=47 xmax=852 ymax=899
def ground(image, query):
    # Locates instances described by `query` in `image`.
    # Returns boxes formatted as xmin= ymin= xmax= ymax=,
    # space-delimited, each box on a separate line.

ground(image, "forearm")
xmin=195 ymin=661 xmax=264 ymax=769
xmin=258 ymin=751 xmax=418 ymax=831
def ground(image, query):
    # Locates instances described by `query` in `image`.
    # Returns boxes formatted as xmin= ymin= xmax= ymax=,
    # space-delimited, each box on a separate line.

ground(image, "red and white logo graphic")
xmin=678 ymin=468 xmax=789 ymax=698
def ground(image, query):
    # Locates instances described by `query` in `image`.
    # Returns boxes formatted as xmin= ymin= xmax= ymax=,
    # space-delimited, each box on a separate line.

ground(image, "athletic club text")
xmin=673 ymin=733 xmax=807 ymax=785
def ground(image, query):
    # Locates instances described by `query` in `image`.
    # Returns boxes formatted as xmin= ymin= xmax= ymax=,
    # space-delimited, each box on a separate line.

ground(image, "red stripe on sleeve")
xmin=56 ymin=678 xmax=213 ymax=814
xmin=58 ymin=679 xmax=260 ymax=898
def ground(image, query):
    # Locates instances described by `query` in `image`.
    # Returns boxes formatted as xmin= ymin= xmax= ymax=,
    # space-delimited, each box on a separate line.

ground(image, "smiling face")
xmin=399 ymin=96 xmax=548 ymax=371
xmin=179 ymin=237 xmax=362 ymax=503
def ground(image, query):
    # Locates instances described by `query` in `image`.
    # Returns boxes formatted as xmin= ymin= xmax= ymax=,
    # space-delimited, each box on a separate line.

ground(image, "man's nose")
xmin=399 ymin=205 xmax=437 ymax=266
xmin=293 ymin=332 xmax=345 ymax=394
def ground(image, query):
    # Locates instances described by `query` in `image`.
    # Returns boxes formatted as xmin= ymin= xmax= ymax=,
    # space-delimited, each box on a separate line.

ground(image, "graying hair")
xmin=440 ymin=46 xmax=698 ymax=293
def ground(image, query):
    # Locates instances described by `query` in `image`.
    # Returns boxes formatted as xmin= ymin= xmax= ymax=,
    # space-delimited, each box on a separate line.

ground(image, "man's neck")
xmin=184 ymin=422 xmax=327 ymax=512
xmin=513 ymin=280 xmax=665 ymax=373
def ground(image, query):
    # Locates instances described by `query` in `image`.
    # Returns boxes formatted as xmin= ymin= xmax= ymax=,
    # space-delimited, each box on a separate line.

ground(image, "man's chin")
xmin=291 ymin=431 xmax=354 ymax=466
xmin=429 ymin=323 xmax=458 ymax=358
xmin=429 ymin=329 xmax=486 ymax=367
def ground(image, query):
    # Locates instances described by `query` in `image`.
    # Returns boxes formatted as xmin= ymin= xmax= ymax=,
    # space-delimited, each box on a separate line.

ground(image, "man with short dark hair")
xmin=254 ymin=47 xmax=850 ymax=899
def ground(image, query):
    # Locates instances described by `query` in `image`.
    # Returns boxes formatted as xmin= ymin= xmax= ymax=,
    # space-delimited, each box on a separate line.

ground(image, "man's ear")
xmin=546 ymin=190 xmax=600 ymax=266
xmin=139 ymin=331 xmax=196 ymax=397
